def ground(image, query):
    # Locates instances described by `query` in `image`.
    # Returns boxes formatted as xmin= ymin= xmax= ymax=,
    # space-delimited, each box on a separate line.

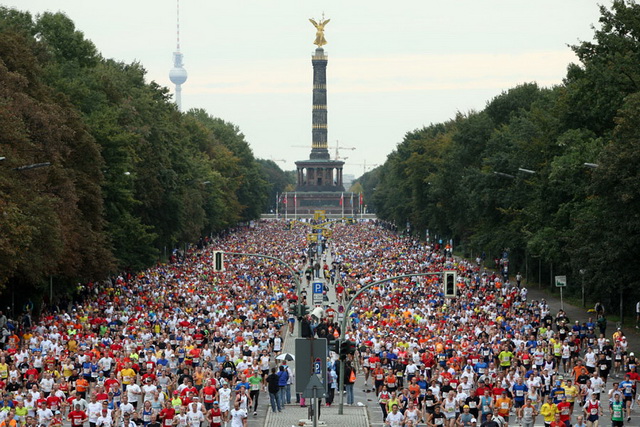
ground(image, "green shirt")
xmin=498 ymin=351 xmax=513 ymax=367
xmin=171 ymin=397 xmax=182 ymax=408
xmin=611 ymin=401 xmax=624 ymax=421
xmin=248 ymin=375 xmax=262 ymax=391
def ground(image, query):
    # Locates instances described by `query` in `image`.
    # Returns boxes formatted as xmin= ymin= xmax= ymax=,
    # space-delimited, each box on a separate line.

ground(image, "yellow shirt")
xmin=564 ymin=385 xmax=578 ymax=402
xmin=120 ymin=368 xmax=136 ymax=384
xmin=0 ymin=363 xmax=8 ymax=379
xmin=540 ymin=403 xmax=557 ymax=423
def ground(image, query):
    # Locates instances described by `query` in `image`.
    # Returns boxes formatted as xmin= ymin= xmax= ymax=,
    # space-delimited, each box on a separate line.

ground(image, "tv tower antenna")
xmin=169 ymin=0 xmax=187 ymax=111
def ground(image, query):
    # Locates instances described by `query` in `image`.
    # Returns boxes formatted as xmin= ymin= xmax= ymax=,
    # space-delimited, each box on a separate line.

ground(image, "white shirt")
xmin=119 ymin=403 xmax=134 ymax=416
xmin=40 ymin=377 xmax=54 ymax=393
xmin=186 ymin=410 xmax=204 ymax=427
xmin=96 ymin=414 xmax=114 ymax=427
xmin=385 ymin=411 xmax=404 ymax=427
xmin=229 ymin=408 xmax=247 ymax=427
xmin=142 ymin=384 xmax=157 ymax=403
xmin=591 ymin=376 xmax=605 ymax=394
xmin=218 ymin=388 xmax=232 ymax=405
xmin=37 ymin=408 xmax=53 ymax=425
xmin=87 ymin=402 xmax=102 ymax=423
xmin=126 ymin=384 xmax=142 ymax=403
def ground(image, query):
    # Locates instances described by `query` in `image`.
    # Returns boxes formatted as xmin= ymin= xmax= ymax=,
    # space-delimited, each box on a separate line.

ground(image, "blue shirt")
xmin=277 ymin=370 xmax=289 ymax=386
xmin=512 ymin=384 xmax=528 ymax=401
xmin=620 ymin=380 xmax=634 ymax=396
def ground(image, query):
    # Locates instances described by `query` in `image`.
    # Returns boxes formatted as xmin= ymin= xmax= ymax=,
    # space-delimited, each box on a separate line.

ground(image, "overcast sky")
xmin=5 ymin=1 xmax=608 ymax=178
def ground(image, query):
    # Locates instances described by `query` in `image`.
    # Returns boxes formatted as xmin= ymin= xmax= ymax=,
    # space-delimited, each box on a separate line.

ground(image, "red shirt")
xmin=209 ymin=408 xmax=222 ymax=427
xmin=104 ymin=379 xmax=120 ymax=390
xmin=159 ymin=408 xmax=175 ymax=427
xmin=180 ymin=386 xmax=197 ymax=397
xmin=141 ymin=373 xmax=157 ymax=383
xmin=557 ymin=401 xmax=571 ymax=422
xmin=68 ymin=410 xmax=87 ymax=427
xmin=202 ymin=386 xmax=217 ymax=403
xmin=628 ymin=371 xmax=640 ymax=382
xmin=46 ymin=396 xmax=62 ymax=410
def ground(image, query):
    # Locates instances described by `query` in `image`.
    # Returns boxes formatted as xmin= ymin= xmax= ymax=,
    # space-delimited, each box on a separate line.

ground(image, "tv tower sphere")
xmin=169 ymin=64 xmax=188 ymax=85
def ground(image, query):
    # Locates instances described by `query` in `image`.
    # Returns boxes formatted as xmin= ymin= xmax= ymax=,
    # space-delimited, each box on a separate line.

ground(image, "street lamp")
xmin=518 ymin=167 xmax=536 ymax=175
xmin=579 ymin=269 xmax=586 ymax=308
xmin=493 ymin=171 xmax=515 ymax=179
xmin=13 ymin=162 xmax=51 ymax=171
xmin=583 ymin=163 xmax=599 ymax=169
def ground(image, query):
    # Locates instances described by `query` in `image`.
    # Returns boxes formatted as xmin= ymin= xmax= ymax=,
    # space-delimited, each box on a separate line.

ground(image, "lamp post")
xmin=579 ymin=269 xmax=586 ymax=308
xmin=13 ymin=162 xmax=51 ymax=171
xmin=518 ymin=167 xmax=536 ymax=175
xmin=493 ymin=171 xmax=515 ymax=179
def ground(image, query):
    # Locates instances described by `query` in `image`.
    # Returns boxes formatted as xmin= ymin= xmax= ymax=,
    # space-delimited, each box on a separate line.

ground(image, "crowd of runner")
xmin=320 ymin=222 xmax=639 ymax=427
xmin=0 ymin=219 xmax=637 ymax=427
xmin=0 ymin=221 xmax=315 ymax=427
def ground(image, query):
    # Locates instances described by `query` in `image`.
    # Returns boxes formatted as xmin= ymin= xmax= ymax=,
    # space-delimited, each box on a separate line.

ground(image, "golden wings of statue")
xmin=309 ymin=17 xmax=330 ymax=47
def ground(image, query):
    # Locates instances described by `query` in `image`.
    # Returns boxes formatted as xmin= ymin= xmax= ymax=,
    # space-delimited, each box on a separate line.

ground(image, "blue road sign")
xmin=313 ymin=282 xmax=323 ymax=294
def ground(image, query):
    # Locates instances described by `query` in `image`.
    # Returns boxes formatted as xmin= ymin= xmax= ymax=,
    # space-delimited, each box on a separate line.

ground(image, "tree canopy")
xmin=358 ymin=0 xmax=640 ymax=317
xmin=0 ymin=8 xmax=279 ymax=305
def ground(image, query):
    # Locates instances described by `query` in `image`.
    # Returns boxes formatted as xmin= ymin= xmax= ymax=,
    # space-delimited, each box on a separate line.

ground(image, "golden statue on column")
xmin=309 ymin=15 xmax=330 ymax=47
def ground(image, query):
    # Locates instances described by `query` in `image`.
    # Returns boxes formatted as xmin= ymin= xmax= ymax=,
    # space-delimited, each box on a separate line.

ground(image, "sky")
xmin=3 ymin=0 xmax=608 ymax=179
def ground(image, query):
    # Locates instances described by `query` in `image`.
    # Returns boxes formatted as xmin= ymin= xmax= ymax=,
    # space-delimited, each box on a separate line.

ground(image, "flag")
xmin=350 ymin=193 xmax=354 ymax=206
xmin=294 ymin=193 xmax=297 ymax=206
xmin=359 ymin=193 xmax=364 ymax=206
xmin=339 ymin=192 xmax=343 ymax=206
xmin=283 ymin=194 xmax=288 ymax=204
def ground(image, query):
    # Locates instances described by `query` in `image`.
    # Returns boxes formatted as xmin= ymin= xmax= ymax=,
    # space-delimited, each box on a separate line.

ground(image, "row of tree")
xmin=357 ymin=0 xmax=640 ymax=318
xmin=0 ymin=8 xmax=292 ymax=305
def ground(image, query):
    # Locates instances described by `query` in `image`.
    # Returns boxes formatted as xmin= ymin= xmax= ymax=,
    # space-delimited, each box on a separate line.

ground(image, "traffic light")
xmin=329 ymin=338 xmax=339 ymax=354
xmin=299 ymin=305 xmax=309 ymax=317
xmin=347 ymin=340 xmax=357 ymax=355
xmin=213 ymin=251 xmax=225 ymax=272
xmin=339 ymin=340 xmax=350 ymax=360
xmin=444 ymin=270 xmax=457 ymax=298
xmin=289 ymin=304 xmax=298 ymax=316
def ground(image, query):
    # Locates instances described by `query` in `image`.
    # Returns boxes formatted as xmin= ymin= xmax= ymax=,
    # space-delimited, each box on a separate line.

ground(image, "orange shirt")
xmin=76 ymin=378 xmax=89 ymax=392
xmin=408 ymin=384 xmax=420 ymax=398
xmin=385 ymin=374 xmax=397 ymax=387
xmin=496 ymin=397 xmax=512 ymax=416
xmin=373 ymin=368 xmax=385 ymax=382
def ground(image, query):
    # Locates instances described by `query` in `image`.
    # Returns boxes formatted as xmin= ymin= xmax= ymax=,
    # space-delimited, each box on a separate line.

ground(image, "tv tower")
xmin=169 ymin=0 xmax=187 ymax=111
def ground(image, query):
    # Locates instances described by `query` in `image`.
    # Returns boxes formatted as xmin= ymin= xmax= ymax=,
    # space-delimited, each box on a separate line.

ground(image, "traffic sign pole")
xmin=555 ymin=275 xmax=567 ymax=310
